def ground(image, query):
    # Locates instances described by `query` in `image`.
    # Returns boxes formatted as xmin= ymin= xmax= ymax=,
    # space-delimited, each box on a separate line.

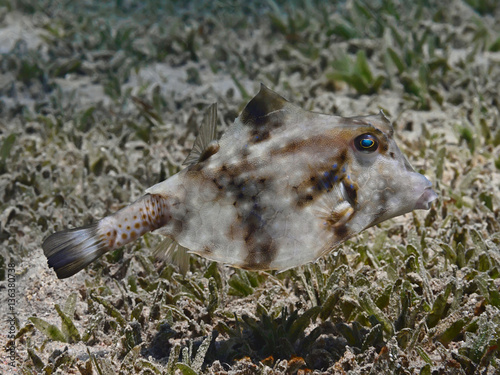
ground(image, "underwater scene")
xmin=1 ymin=0 xmax=499 ymax=373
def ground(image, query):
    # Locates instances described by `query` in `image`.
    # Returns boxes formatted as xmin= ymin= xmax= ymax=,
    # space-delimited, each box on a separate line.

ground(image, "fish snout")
xmin=414 ymin=176 xmax=438 ymax=210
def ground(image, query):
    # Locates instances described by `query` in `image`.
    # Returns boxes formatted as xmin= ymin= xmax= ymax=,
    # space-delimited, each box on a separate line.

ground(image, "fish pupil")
xmin=361 ymin=139 xmax=374 ymax=148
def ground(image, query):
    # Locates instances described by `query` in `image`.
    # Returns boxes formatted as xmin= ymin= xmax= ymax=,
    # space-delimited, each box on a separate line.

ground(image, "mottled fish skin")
xmin=43 ymin=85 xmax=437 ymax=278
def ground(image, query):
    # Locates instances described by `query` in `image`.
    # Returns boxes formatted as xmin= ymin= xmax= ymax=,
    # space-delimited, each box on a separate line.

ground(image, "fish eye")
xmin=354 ymin=134 xmax=378 ymax=153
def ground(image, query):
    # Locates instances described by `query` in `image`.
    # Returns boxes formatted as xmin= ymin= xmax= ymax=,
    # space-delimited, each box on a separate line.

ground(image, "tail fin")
xmin=42 ymin=223 xmax=109 ymax=279
xmin=43 ymin=194 xmax=170 ymax=279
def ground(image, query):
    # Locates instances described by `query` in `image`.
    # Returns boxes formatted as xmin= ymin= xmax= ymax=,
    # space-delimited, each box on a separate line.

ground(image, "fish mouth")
xmin=414 ymin=187 xmax=438 ymax=210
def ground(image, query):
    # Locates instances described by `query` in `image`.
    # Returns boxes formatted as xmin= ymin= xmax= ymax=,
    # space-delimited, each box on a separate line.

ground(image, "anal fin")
xmin=153 ymin=237 xmax=191 ymax=275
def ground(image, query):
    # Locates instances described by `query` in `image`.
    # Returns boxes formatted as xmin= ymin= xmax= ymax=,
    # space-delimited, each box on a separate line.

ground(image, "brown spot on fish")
xmin=198 ymin=161 xmax=279 ymax=268
xmin=296 ymin=193 xmax=314 ymax=208
xmin=242 ymin=229 xmax=277 ymax=270
xmin=198 ymin=142 xmax=220 ymax=163
xmin=338 ymin=150 xmax=347 ymax=163
xmin=122 ymin=233 xmax=127 ymax=240
xmin=294 ymin=162 xmax=347 ymax=207
xmin=239 ymin=200 xmax=278 ymax=269
xmin=342 ymin=180 xmax=358 ymax=208
xmin=212 ymin=178 xmax=223 ymax=190
xmin=334 ymin=224 xmax=349 ymax=239
xmin=134 ymin=223 xmax=140 ymax=229
xmin=270 ymin=134 xmax=340 ymax=157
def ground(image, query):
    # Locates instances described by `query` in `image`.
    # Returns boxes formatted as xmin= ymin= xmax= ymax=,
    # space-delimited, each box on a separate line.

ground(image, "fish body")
xmin=43 ymin=85 xmax=437 ymax=279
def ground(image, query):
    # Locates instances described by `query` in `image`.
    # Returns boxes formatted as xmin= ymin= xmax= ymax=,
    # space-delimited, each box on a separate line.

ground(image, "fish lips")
xmin=414 ymin=186 xmax=438 ymax=210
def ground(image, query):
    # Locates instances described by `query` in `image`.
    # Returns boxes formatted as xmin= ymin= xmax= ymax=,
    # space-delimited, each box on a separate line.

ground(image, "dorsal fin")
xmin=183 ymin=103 xmax=219 ymax=166
xmin=239 ymin=84 xmax=289 ymax=126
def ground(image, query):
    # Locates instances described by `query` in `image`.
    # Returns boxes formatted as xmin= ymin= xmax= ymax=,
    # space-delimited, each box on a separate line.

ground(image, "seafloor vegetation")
xmin=1 ymin=0 xmax=499 ymax=373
